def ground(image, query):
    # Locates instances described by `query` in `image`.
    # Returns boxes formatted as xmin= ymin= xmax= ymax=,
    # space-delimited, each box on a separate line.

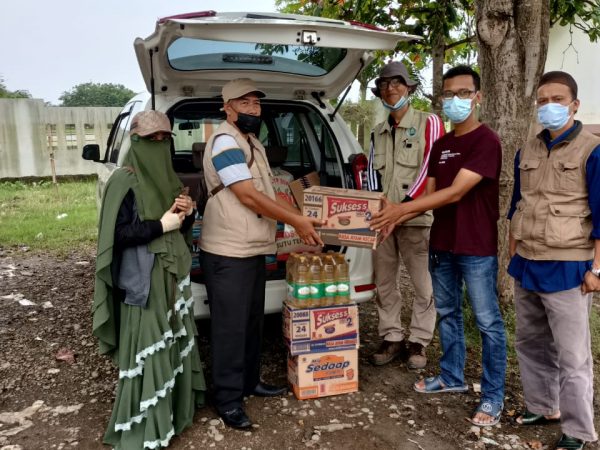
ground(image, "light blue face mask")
xmin=537 ymin=103 xmax=571 ymax=131
xmin=442 ymin=96 xmax=473 ymax=123
xmin=382 ymin=95 xmax=409 ymax=112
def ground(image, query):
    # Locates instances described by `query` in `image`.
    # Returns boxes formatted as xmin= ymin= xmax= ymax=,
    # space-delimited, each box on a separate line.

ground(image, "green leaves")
xmin=551 ymin=0 xmax=600 ymax=42
xmin=0 ymin=78 xmax=31 ymax=99
xmin=59 ymin=82 xmax=135 ymax=107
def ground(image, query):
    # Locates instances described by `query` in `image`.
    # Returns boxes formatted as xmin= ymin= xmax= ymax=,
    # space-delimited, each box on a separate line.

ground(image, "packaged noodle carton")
xmin=283 ymin=302 xmax=359 ymax=355
xmin=288 ymin=349 xmax=359 ymax=400
xmin=289 ymin=171 xmax=320 ymax=209
xmin=302 ymin=186 xmax=383 ymax=249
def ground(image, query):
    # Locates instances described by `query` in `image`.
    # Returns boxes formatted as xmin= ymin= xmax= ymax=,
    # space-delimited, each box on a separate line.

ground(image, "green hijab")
xmin=122 ymin=137 xmax=182 ymax=220
xmin=92 ymin=137 xmax=192 ymax=360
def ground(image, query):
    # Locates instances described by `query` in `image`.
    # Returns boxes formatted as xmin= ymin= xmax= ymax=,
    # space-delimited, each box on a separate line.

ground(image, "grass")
xmin=0 ymin=178 xmax=98 ymax=254
xmin=462 ymin=290 xmax=600 ymax=377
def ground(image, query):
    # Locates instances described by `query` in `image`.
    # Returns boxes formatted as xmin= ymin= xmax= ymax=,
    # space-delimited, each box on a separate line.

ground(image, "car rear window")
xmin=167 ymin=38 xmax=347 ymax=77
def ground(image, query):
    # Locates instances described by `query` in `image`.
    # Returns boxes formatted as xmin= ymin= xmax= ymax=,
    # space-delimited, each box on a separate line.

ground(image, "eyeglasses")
xmin=377 ymin=78 xmax=405 ymax=91
xmin=441 ymin=89 xmax=476 ymax=100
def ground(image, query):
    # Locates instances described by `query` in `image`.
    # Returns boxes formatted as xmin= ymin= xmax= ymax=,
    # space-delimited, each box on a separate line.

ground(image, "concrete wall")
xmin=0 ymin=99 xmax=121 ymax=178
xmin=546 ymin=26 xmax=600 ymax=133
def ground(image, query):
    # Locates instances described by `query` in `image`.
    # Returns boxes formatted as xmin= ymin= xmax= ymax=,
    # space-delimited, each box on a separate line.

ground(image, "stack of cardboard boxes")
xmin=284 ymin=301 xmax=360 ymax=400
xmin=283 ymin=181 xmax=384 ymax=400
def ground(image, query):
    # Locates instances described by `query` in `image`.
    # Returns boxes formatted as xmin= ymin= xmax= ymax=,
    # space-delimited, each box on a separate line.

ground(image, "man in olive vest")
xmin=508 ymin=71 xmax=600 ymax=450
xmin=201 ymin=78 xmax=323 ymax=429
xmin=366 ymin=61 xmax=444 ymax=369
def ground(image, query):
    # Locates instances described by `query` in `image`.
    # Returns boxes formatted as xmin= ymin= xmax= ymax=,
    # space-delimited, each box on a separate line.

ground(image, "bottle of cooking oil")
xmin=322 ymin=255 xmax=337 ymax=306
xmin=308 ymin=255 xmax=324 ymax=308
xmin=294 ymin=256 xmax=311 ymax=308
xmin=334 ymin=254 xmax=350 ymax=305
xmin=286 ymin=253 xmax=298 ymax=306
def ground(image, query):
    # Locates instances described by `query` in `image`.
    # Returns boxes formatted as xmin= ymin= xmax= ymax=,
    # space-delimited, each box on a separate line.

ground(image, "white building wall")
xmin=0 ymin=99 xmax=121 ymax=178
xmin=546 ymin=26 xmax=600 ymax=127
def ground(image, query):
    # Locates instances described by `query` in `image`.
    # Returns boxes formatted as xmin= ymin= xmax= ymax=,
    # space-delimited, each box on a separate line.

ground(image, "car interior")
xmin=168 ymin=99 xmax=349 ymax=282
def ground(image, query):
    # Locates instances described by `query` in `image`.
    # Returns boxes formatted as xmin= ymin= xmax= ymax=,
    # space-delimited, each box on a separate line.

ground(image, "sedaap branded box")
xmin=283 ymin=302 xmax=359 ymax=355
xmin=288 ymin=349 xmax=359 ymax=400
xmin=302 ymin=186 xmax=383 ymax=249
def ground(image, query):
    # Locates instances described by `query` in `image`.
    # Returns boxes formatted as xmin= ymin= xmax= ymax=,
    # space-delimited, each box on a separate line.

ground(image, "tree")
xmin=476 ymin=0 xmax=600 ymax=301
xmin=276 ymin=0 xmax=477 ymax=118
xmin=393 ymin=0 xmax=476 ymax=115
xmin=0 ymin=78 xmax=31 ymax=99
xmin=59 ymin=82 xmax=135 ymax=107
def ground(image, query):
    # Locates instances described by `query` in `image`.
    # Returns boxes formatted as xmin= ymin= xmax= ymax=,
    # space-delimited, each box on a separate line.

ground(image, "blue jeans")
xmin=429 ymin=251 xmax=506 ymax=405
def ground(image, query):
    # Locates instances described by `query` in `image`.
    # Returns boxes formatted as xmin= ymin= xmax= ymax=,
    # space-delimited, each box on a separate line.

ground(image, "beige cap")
xmin=129 ymin=110 xmax=175 ymax=137
xmin=222 ymin=78 xmax=266 ymax=103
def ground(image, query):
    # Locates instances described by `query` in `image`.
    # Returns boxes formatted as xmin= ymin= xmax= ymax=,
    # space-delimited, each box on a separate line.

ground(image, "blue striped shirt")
xmin=507 ymin=121 xmax=600 ymax=293
xmin=211 ymin=135 xmax=251 ymax=187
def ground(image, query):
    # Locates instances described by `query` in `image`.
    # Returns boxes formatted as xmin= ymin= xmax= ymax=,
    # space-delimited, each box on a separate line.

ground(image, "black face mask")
xmin=234 ymin=112 xmax=261 ymax=135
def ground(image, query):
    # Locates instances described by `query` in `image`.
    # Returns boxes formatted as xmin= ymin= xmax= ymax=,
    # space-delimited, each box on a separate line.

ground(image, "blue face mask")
xmin=442 ymin=96 xmax=473 ymax=123
xmin=537 ymin=103 xmax=571 ymax=131
xmin=382 ymin=95 xmax=409 ymax=112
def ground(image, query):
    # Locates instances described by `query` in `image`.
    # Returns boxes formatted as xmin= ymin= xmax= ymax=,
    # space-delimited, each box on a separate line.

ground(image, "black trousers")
xmin=201 ymin=251 xmax=266 ymax=414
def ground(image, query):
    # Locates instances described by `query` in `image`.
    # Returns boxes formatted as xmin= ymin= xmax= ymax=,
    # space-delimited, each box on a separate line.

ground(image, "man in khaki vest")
xmin=201 ymin=78 xmax=323 ymax=429
xmin=508 ymin=71 xmax=600 ymax=450
xmin=366 ymin=61 xmax=444 ymax=369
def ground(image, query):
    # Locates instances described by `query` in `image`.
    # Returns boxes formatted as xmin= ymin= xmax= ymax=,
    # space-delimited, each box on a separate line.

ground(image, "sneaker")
xmin=407 ymin=342 xmax=427 ymax=369
xmin=370 ymin=340 xmax=407 ymax=366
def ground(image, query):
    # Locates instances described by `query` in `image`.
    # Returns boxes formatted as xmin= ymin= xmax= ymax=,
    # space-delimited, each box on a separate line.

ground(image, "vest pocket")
xmin=372 ymin=152 xmax=386 ymax=171
xmin=545 ymin=203 xmax=592 ymax=248
xmin=510 ymin=204 xmax=524 ymax=241
xmin=518 ymin=159 xmax=541 ymax=190
xmin=244 ymin=210 xmax=273 ymax=244
xmin=551 ymin=160 xmax=580 ymax=191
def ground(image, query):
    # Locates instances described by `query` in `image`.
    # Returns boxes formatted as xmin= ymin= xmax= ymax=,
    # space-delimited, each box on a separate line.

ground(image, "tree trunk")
xmin=431 ymin=30 xmax=445 ymax=116
xmin=475 ymin=0 xmax=550 ymax=303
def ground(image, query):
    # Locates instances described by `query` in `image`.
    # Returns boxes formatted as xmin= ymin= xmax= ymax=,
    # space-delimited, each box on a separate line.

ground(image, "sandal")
xmin=555 ymin=434 xmax=586 ymax=450
xmin=413 ymin=375 xmax=468 ymax=394
xmin=468 ymin=400 xmax=503 ymax=427
xmin=516 ymin=410 xmax=560 ymax=426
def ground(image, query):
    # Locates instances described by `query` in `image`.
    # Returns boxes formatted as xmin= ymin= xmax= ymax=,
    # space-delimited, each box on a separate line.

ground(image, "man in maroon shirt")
xmin=370 ymin=65 xmax=507 ymax=427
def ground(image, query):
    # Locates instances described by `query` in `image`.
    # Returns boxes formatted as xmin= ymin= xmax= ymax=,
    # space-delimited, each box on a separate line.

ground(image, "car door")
xmin=133 ymin=11 xmax=417 ymax=101
xmin=94 ymin=100 xmax=143 ymax=206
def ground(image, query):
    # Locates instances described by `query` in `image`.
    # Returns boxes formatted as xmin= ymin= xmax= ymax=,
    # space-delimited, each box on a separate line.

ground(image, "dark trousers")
xmin=201 ymin=251 xmax=266 ymax=414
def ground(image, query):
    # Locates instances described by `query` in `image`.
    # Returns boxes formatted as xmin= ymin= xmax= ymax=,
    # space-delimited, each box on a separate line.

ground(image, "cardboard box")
xmin=283 ymin=303 xmax=359 ymax=355
xmin=289 ymin=171 xmax=320 ymax=209
xmin=288 ymin=349 xmax=359 ymax=400
xmin=302 ymin=186 xmax=383 ymax=249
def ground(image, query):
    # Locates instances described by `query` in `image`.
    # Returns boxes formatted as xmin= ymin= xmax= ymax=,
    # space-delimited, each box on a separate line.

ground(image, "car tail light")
xmin=349 ymin=20 xmax=386 ymax=32
xmin=351 ymin=153 xmax=368 ymax=190
xmin=354 ymin=283 xmax=376 ymax=293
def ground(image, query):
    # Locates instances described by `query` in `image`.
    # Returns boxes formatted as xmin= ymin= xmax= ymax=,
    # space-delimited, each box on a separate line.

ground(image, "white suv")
xmin=82 ymin=11 xmax=413 ymax=318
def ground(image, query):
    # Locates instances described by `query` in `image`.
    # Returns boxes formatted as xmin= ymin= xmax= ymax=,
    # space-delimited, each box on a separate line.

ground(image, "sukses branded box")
xmin=302 ymin=186 xmax=383 ymax=249
xmin=283 ymin=303 xmax=359 ymax=355
xmin=288 ymin=349 xmax=359 ymax=400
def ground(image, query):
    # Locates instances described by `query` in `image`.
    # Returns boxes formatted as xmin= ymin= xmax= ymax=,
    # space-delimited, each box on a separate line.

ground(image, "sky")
xmin=0 ymin=0 xmax=278 ymax=104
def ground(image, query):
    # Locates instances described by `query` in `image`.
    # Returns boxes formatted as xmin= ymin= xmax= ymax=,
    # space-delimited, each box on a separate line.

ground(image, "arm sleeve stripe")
xmin=406 ymin=114 xmax=443 ymax=198
xmin=212 ymin=148 xmax=246 ymax=171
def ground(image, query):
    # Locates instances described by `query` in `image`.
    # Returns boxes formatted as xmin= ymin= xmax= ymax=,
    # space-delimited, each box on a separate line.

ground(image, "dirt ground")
xmin=1 ymin=247 xmax=599 ymax=450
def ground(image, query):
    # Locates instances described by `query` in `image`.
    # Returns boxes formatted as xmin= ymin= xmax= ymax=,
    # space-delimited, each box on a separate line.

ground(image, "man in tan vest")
xmin=366 ymin=61 xmax=444 ymax=369
xmin=507 ymin=71 xmax=600 ymax=450
xmin=201 ymin=78 xmax=323 ymax=429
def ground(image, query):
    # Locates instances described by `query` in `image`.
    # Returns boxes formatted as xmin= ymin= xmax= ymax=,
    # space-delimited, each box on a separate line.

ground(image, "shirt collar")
xmin=379 ymin=105 xmax=415 ymax=134
xmin=537 ymin=120 xmax=582 ymax=150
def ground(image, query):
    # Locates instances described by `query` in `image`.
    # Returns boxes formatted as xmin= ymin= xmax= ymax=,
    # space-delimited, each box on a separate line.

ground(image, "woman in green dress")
xmin=92 ymin=110 xmax=206 ymax=449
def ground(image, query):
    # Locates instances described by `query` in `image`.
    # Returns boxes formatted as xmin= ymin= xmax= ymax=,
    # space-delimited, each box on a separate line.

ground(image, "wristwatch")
xmin=591 ymin=266 xmax=600 ymax=278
